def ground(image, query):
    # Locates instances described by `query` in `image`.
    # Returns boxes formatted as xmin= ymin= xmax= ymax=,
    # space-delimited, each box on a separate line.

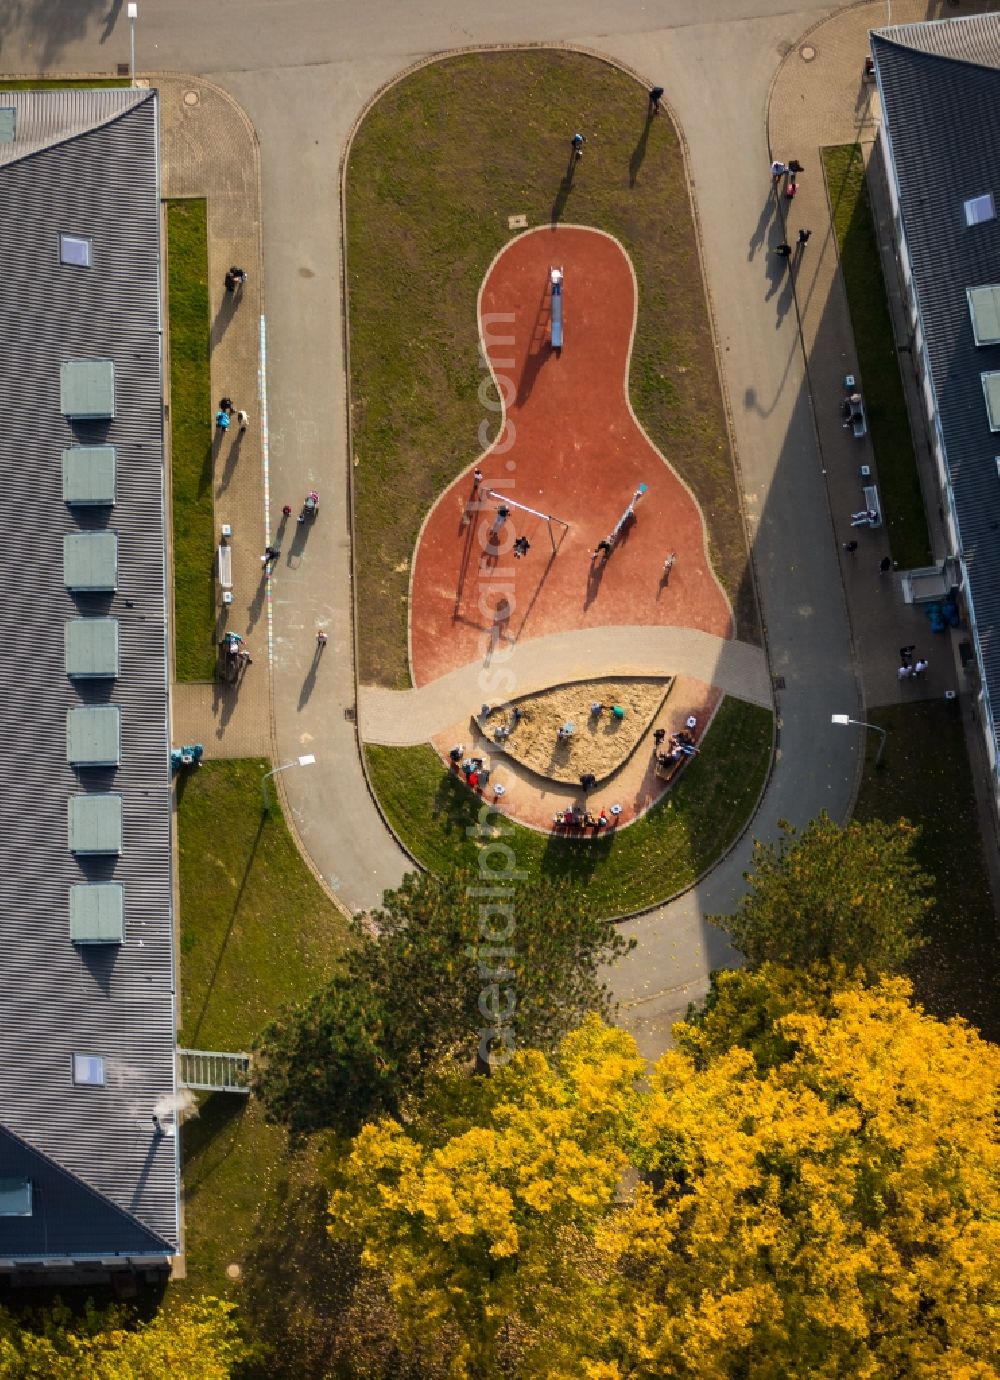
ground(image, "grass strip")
xmin=853 ymin=700 xmax=998 ymax=1040
xmin=166 ymin=198 xmax=216 ymax=681
xmin=346 ymin=51 xmax=756 ymax=687
xmin=823 ymin=144 xmax=931 ymax=569
xmin=364 ymin=696 xmax=772 ymax=917
xmin=174 ymin=759 xmax=350 ymax=1298
xmin=0 ymin=79 xmax=131 ymax=90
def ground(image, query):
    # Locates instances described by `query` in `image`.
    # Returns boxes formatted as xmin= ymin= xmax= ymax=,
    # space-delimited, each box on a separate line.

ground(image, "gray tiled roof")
xmin=0 ymin=1126 xmax=171 ymax=1262
xmin=0 ymin=91 xmax=178 ymax=1256
xmin=876 ymin=16 xmax=1000 ymax=70
xmin=873 ymin=20 xmax=1000 ymax=739
xmin=0 ymin=87 xmax=152 ymax=169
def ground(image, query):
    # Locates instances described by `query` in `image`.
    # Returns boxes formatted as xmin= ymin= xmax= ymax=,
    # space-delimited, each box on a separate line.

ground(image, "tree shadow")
xmin=0 ymin=0 xmax=107 ymax=68
xmin=239 ymin=1175 xmax=442 ymax=1380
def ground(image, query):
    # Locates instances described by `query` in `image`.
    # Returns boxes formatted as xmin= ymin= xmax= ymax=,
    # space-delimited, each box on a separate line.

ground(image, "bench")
xmin=863 ymin=484 xmax=882 ymax=528
xmin=550 ymin=267 xmax=564 ymax=350
xmin=217 ymin=542 xmax=233 ymax=597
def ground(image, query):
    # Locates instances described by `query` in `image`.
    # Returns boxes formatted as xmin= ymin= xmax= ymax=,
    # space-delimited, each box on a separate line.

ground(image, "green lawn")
xmin=174 ymin=760 xmax=350 ymax=1301
xmin=347 ymin=51 xmax=756 ymax=687
xmin=166 ymin=199 xmax=216 ymax=681
xmin=823 ymin=145 xmax=931 ymax=570
xmin=853 ymin=701 xmax=999 ymax=1041
xmin=365 ymin=697 xmax=772 ymax=917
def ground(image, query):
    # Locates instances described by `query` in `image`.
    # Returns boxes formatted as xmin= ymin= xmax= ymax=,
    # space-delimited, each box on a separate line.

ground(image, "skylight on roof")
xmin=964 ymin=193 xmax=996 ymax=227
xmin=60 ymin=234 xmax=92 ymax=267
xmin=72 ymin=1054 xmax=105 ymax=1087
xmin=968 ymin=286 xmax=1000 ymax=346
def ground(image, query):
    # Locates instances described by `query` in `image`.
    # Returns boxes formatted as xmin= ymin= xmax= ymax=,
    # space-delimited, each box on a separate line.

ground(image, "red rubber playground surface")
xmin=409 ymin=225 xmax=733 ymax=688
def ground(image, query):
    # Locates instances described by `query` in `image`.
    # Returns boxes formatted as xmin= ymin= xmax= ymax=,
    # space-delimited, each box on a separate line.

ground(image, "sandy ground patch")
xmin=482 ymin=677 xmax=670 ymax=783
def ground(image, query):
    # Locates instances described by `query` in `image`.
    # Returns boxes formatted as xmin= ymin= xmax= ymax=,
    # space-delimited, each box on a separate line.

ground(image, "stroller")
xmin=298 ymin=490 xmax=319 ymax=523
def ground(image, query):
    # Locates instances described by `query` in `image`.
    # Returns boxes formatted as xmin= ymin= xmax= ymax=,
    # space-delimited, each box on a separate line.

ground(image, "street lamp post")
xmin=261 ymin=754 xmax=316 ymax=811
xmin=831 ymin=713 xmax=887 ymax=769
xmin=127 ymin=3 xmax=138 ymax=85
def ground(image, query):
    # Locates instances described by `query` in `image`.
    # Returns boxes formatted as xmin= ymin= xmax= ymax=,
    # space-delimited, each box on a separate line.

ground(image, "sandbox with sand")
xmin=481 ymin=677 xmax=671 ymax=784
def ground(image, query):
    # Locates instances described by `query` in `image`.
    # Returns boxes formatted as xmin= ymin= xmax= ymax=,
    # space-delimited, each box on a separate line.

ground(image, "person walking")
xmin=219 ymin=396 xmax=234 ymax=415
xmin=899 ymin=644 xmax=916 ymax=666
xmin=215 ymin=408 xmax=230 ymax=431
xmin=571 ymin=132 xmax=585 ymax=159
xmin=771 ymin=159 xmax=787 ymax=184
xmin=788 ymin=158 xmax=804 ymax=177
xmin=513 ymin=536 xmax=531 ymax=558
xmin=797 ymin=228 xmax=812 ymax=247
xmin=842 ymin=540 xmax=859 ymax=554
xmin=281 ymin=504 xmax=292 ymax=519
xmin=880 ymin=556 xmax=893 ymax=574
xmin=261 ymin=545 xmax=280 ymax=570
xmin=316 ymin=629 xmax=328 ymax=649
xmin=649 ymin=85 xmax=664 ymax=115
xmin=897 ymin=663 xmax=912 ymax=681
xmin=913 ymin=657 xmax=929 ymax=677
xmin=236 ymin=409 xmax=249 ymax=431
xmin=225 ymin=266 xmax=247 ymax=293
xmin=472 ymin=467 xmax=483 ymax=491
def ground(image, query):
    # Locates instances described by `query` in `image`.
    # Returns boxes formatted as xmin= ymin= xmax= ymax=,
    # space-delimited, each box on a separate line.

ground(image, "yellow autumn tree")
xmin=594 ymin=973 xmax=1000 ymax=1379
xmin=0 ymin=1296 xmax=247 ymax=1378
xmin=330 ymin=976 xmax=1000 ymax=1380
xmin=328 ymin=1015 xmax=644 ymax=1375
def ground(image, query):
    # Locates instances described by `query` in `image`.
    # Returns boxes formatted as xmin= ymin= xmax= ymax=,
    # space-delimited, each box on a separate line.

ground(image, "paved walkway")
xmin=3 ymin=0 xmax=886 ymax=1057
xmin=769 ymin=0 xmax=961 ymax=711
xmin=361 ymin=626 xmax=769 ymax=743
xmin=160 ymin=76 xmax=273 ymax=759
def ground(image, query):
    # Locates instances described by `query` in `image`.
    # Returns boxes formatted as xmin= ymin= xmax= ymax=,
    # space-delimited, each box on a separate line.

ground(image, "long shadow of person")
xmin=551 ymin=148 xmax=578 ymax=225
xmin=629 ymin=111 xmax=654 ymax=188
xmin=748 ymin=194 xmax=776 ymax=260
xmin=298 ymin=646 xmax=322 ymax=710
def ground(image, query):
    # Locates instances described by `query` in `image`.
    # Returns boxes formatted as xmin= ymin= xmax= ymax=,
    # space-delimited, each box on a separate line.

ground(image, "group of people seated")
xmin=552 ymin=804 xmax=621 ymax=831
xmin=653 ymin=718 xmax=700 ymax=772
xmin=449 ymin=746 xmax=491 ymax=791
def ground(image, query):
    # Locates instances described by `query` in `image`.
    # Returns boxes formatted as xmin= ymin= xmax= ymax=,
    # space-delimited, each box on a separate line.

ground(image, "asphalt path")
xmin=2 ymin=0 xmax=860 ymax=1055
